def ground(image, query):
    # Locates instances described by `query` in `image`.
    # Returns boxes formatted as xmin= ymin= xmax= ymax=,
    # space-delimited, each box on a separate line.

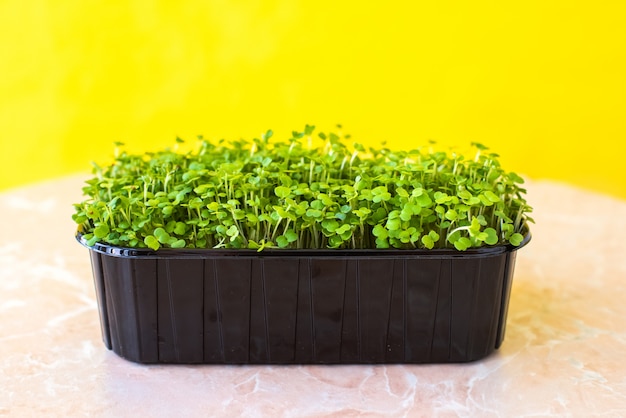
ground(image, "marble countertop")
xmin=1 ymin=175 xmax=626 ymax=417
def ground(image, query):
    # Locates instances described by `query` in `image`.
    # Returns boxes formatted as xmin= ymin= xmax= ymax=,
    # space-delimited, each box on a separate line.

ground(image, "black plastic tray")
xmin=78 ymin=232 xmax=529 ymax=364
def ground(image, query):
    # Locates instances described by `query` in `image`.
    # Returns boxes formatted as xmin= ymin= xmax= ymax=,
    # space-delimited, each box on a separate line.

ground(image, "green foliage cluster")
xmin=73 ymin=125 xmax=532 ymax=251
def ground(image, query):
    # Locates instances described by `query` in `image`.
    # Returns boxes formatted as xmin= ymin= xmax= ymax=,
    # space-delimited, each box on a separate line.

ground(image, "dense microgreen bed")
xmin=73 ymin=125 xmax=532 ymax=251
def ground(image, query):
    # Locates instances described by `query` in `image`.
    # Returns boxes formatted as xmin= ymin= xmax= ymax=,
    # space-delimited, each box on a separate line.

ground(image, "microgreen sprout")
xmin=73 ymin=126 xmax=533 ymax=251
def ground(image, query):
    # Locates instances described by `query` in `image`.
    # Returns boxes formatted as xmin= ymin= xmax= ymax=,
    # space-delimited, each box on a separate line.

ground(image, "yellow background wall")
xmin=1 ymin=1 xmax=625 ymax=198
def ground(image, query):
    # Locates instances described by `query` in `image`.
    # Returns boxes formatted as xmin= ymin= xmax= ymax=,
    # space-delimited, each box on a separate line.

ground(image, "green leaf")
xmin=171 ymin=222 xmax=184 ymax=235
xmin=469 ymin=217 xmax=482 ymax=234
xmin=400 ymin=208 xmax=413 ymax=222
xmin=85 ymin=234 xmax=99 ymax=247
xmin=335 ymin=224 xmax=351 ymax=235
xmin=385 ymin=218 xmax=401 ymax=231
xmin=396 ymin=187 xmax=409 ymax=198
xmin=445 ymin=209 xmax=458 ymax=221
xmin=72 ymin=213 xmax=88 ymax=224
xmin=170 ymin=239 xmax=186 ymax=248
xmin=328 ymin=235 xmax=344 ymax=248
xmin=471 ymin=142 xmax=489 ymax=151
xmin=306 ymin=208 xmax=323 ymax=219
xmin=372 ymin=186 xmax=391 ymax=202
xmin=428 ymin=230 xmax=440 ymax=242
xmin=154 ymin=228 xmax=171 ymax=244
xmin=93 ymin=224 xmax=109 ymax=239
xmin=458 ymin=190 xmax=472 ymax=200
xmin=165 ymin=220 xmax=176 ymax=234
xmin=434 ymin=192 xmax=449 ymax=204
xmin=375 ymin=237 xmax=389 ymax=248
xmin=447 ymin=230 xmax=461 ymax=244
xmin=284 ymin=229 xmax=298 ymax=243
xmin=484 ymin=227 xmax=499 ymax=245
xmin=322 ymin=219 xmax=339 ymax=232
xmin=274 ymin=206 xmax=291 ymax=219
xmin=415 ymin=193 xmax=432 ymax=207
xmin=478 ymin=194 xmax=494 ymax=206
xmin=454 ymin=237 xmax=472 ymax=251
xmin=510 ymin=232 xmax=524 ymax=246
xmin=144 ymin=235 xmax=160 ymax=250
xmin=351 ymin=142 xmax=364 ymax=152
xmin=421 ymin=234 xmax=434 ymax=249
xmin=508 ymin=172 xmax=525 ymax=184
xmin=276 ymin=235 xmax=289 ymax=248
xmin=484 ymin=190 xmax=501 ymax=203
xmin=372 ymin=224 xmax=388 ymax=239
xmin=274 ymin=186 xmax=291 ymax=199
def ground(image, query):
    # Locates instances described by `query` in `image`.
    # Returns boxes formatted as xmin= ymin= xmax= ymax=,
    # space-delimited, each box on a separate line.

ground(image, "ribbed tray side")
xmin=89 ymin=252 xmax=111 ymax=351
xmin=495 ymin=250 xmax=518 ymax=349
xmin=355 ymin=258 xmax=395 ymax=363
xmin=157 ymin=258 xmax=204 ymax=363
xmin=88 ymin=249 xmax=519 ymax=364
xmin=257 ymin=258 xmax=300 ymax=363
xmin=210 ymin=258 xmax=252 ymax=363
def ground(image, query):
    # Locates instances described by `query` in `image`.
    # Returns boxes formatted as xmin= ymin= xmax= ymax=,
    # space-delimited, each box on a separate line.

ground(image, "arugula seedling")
xmin=73 ymin=126 xmax=532 ymax=250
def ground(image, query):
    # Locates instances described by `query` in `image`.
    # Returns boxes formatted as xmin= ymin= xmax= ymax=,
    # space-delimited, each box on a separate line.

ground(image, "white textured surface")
xmin=1 ymin=175 xmax=626 ymax=417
